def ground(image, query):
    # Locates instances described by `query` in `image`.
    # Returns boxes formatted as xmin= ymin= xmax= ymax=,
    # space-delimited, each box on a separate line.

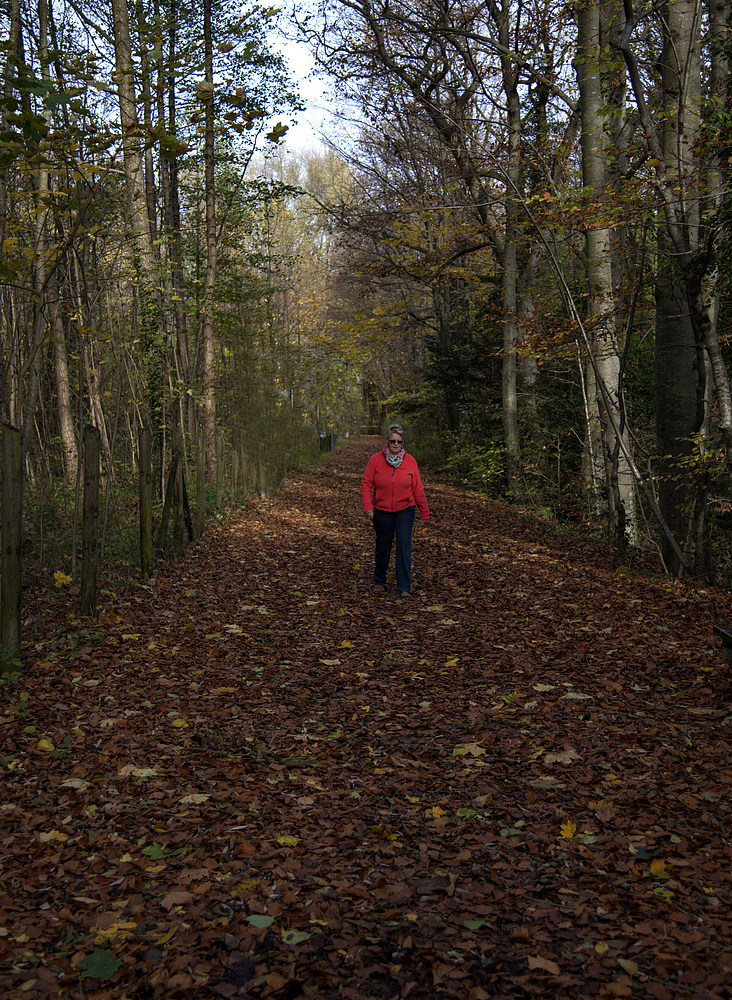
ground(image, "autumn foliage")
xmin=1 ymin=439 xmax=730 ymax=998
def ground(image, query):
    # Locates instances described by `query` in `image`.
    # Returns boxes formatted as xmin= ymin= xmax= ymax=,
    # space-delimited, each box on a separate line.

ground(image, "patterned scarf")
xmin=384 ymin=445 xmax=405 ymax=468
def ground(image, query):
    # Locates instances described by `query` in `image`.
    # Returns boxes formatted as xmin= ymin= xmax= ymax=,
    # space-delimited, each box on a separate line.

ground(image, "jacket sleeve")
xmin=361 ymin=455 xmax=377 ymax=511
xmin=411 ymin=460 xmax=429 ymax=519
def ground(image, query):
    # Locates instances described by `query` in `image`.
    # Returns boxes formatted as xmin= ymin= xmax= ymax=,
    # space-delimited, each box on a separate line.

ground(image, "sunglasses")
xmin=389 ymin=438 xmax=403 ymax=445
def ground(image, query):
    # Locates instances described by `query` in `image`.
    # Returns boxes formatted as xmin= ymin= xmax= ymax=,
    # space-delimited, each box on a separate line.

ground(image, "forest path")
xmin=4 ymin=438 xmax=731 ymax=999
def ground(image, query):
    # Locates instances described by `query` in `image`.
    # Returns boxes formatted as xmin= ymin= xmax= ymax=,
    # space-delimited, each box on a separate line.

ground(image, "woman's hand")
xmin=365 ymin=510 xmax=374 ymax=521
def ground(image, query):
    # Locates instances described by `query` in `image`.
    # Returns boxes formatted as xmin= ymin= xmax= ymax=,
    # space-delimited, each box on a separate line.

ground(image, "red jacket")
xmin=361 ymin=451 xmax=430 ymax=519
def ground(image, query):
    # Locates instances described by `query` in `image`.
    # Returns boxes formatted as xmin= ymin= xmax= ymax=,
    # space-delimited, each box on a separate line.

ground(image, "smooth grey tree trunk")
xmin=576 ymin=0 xmax=637 ymax=545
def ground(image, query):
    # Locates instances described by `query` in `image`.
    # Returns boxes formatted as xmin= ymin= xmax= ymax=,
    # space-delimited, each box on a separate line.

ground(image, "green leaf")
xmin=247 ymin=913 xmax=275 ymax=928
xmin=281 ymin=929 xmax=311 ymax=945
xmin=266 ymin=122 xmax=288 ymax=143
xmin=78 ymin=949 xmax=122 ymax=980
xmin=464 ymin=919 xmax=486 ymax=930
xmin=456 ymin=807 xmax=477 ymax=819
xmin=141 ymin=841 xmax=183 ymax=859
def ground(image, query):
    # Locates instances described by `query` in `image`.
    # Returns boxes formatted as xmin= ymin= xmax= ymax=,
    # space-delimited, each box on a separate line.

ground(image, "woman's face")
xmin=387 ymin=433 xmax=403 ymax=453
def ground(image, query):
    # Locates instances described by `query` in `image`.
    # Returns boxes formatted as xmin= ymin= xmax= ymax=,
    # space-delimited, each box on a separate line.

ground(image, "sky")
xmin=277 ymin=34 xmax=331 ymax=150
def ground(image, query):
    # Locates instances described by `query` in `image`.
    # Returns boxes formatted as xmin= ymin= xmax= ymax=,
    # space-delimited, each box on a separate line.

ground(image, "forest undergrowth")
xmin=1 ymin=437 xmax=731 ymax=1000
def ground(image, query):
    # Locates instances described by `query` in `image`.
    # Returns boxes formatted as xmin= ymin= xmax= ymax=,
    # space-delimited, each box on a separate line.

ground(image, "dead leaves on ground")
xmin=2 ymin=438 xmax=731 ymax=998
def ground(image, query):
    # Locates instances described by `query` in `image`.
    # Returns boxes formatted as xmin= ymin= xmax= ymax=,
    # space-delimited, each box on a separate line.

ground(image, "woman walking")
xmin=361 ymin=425 xmax=430 ymax=597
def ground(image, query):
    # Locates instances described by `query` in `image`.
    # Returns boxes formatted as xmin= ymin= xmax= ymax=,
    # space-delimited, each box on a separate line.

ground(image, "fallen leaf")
xmin=544 ymin=749 xmax=581 ymax=764
xmin=452 ymin=742 xmax=486 ymax=757
xmin=78 ymin=949 xmax=122 ymax=980
xmin=118 ymin=765 xmax=159 ymax=778
xmin=281 ymin=929 xmax=312 ymax=944
xmin=560 ymin=820 xmax=577 ymax=839
xmin=528 ymin=955 xmax=560 ymax=975
xmin=161 ymin=891 xmax=194 ymax=910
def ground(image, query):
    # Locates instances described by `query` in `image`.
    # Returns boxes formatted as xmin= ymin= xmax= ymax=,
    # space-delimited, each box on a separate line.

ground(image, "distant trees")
xmin=0 ymin=0 xmax=361 ymax=592
xmin=299 ymin=0 xmax=732 ymax=577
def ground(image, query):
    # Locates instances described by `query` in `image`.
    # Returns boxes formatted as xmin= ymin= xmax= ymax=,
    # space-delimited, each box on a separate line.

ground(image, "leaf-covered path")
xmin=3 ymin=438 xmax=731 ymax=999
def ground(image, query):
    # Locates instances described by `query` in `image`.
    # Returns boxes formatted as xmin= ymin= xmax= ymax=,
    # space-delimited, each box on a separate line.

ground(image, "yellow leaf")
xmin=171 ymin=718 xmax=188 ymax=728
xmin=560 ymin=820 xmax=577 ymax=839
xmin=650 ymin=858 xmax=669 ymax=879
xmin=340 ymin=640 xmax=353 ymax=648
xmin=39 ymin=830 xmax=68 ymax=843
xmin=444 ymin=657 xmax=459 ymax=666
xmin=37 ymin=739 xmax=55 ymax=752
xmin=652 ymin=886 xmax=674 ymax=902
xmin=152 ymin=927 xmax=177 ymax=946
xmin=431 ymin=806 xmax=447 ymax=819
xmin=277 ymin=835 xmax=300 ymax=846
xmin=452 ymin=742 xmax=486 ymax=757
xmin=93 ymin=921 xmax=137 ymax=945
xmin=594 ymin=940 xmax=609 ymax=955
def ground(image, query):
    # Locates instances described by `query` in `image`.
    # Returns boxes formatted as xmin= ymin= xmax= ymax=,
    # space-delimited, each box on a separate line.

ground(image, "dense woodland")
xmin=1 ymin=0 xmax=732 ymax=605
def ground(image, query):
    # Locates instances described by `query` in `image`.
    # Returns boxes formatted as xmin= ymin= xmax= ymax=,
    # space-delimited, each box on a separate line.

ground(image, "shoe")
xmin=399 ymin=591 xmax=411 ymax=598
xmin=373 ymin=584 xmax=385 ymax=594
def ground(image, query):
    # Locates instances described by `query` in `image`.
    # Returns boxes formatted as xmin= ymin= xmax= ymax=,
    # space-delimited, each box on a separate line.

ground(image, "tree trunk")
xmin=202 ymin=0 xmax=217 ymax=481
xmin=110 ymin=0 xmax=156 ymax=273
xmin=576 ymin=0 xmax=637 ymax=543
xmin=499 ymin=11 xmax=522 ymax=494
xmin=655 ymin=0 xmax=703 ymax=573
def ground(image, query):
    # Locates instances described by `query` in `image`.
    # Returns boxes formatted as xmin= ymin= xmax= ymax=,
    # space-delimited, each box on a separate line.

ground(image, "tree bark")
xmin=202 ymin=0 xmax=217 ymax=481
xmin=576 ymin=0 xmax=637 ymax=543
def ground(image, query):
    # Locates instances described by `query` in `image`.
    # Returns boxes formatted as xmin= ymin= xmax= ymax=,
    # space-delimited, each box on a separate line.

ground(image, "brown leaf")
xmin=161 ymin=891 xmax=194 ymax=910
xmin=528 ymin=955 xmax=561 ymax=975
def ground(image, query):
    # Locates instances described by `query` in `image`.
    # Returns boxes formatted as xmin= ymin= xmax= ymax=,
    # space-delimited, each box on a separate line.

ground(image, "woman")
xmin=361 ymin=425 xmax=430 ymax=597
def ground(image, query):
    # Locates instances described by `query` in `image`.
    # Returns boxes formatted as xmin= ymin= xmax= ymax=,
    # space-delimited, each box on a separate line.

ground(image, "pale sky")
xmin=278 ymin=35 xmax=331 ymax=149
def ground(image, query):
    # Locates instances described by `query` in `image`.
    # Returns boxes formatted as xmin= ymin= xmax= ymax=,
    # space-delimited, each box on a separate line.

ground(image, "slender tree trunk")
xmin=134 ymin=0 xmax=159 ymax=248
xmin=499 ymin=10 xmax=522 ymax=494
xmin=22 ymin=0 xmax=52 ymax=462
xmin=0 ymin=1 xmax=21 ymax=407
xmin=576 ymin=0 xmax=637 ymax=543
xmin=48 ymin=272 xmax=78 ymax=479
xmin=202 ymin=0 xmax=217 ymax=480
xmin=655 ymin=0 xmax=703 ymax=573
xmin=110 ymin=0 xmax=156 ymax=273
xmin=157 ymin=0 xmax=190 ymax=397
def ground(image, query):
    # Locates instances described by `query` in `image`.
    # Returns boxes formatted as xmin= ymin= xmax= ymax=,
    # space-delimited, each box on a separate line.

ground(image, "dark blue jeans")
xmin=373 ymin=506 xmax=416 ymax=593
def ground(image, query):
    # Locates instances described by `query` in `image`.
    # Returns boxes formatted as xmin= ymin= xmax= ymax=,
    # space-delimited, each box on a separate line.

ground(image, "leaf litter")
xmin=2 ymin=438 xmax=731 ymax=998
